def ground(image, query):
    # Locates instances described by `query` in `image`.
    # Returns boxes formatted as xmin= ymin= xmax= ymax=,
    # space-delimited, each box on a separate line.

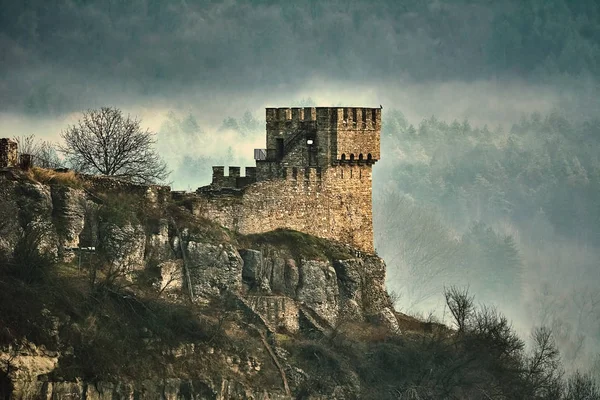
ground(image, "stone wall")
xmin=333 ymin=108 xmax=381 ymax=162
xmin=195 ymin=106 xmax=380 ymax=254
xmin=193 ymin=163 xmax=374 ymax=253
xmin=0 ymin=138 xmax=18 ymax=168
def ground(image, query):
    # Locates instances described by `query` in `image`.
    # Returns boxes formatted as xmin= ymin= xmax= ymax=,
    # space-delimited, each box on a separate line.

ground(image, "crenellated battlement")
xmin=210 ymin=166 xmax=257 ymax=190
xmin=266 ymin=107 xmax=380 ymax=130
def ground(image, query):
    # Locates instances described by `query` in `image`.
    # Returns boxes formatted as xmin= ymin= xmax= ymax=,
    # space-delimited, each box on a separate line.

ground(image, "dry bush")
xmin=27 ymin=167 xmax=83 ymax=188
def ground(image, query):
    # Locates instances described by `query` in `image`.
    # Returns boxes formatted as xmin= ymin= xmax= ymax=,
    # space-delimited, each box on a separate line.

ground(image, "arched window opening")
xmin=358 ymin=154 xmax=364 ymax=161
xmin=350 ymin=154 xmax=355 ymax=161
xmin=341 ymin=154 xmax=346 ymax=161
xmin=367 ymin=153 xmax=372 ymax=161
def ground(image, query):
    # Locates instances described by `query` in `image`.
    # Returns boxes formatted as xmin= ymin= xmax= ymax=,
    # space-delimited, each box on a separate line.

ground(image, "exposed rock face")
xmin=15 ymin=182 xmax=54 ymax=225
xmin=334 ymin=256 xmax=393 ymax=321
xmin=240 ymin=250 xmax=300 ymax=298
xmin=146 ymin=218 xmax=172 ymax=262
xmin=186 ymin=241 xmax=243 ymax=298
xmin=296 ymin=260 xmax=339 ymax=326
xmin=240 ymin=249 xmax=267 ymax=290
xmin=0 ymin=343 xmax=59 ymax=399
xmin=360 ymin=256 xmax=392 ymax=315
xmin=283 ymin=259 xmax=299 ymax=297
xmin=246 ymin=295 xmax=300 ymax=333
xmin=376 ymin=307 xmax=401 ymax=333
xmin=99 ymin=221 xmax=146 ymax=273
xmin=50 ymin=185 xmax=87 ymax=251
xmin=157 ymin=259 xmax=184 ymax=294
xmin=334 ymin=259 xmax=365 ymax=320
xmin=237 ymin=250 xmax=394 ymax=329
xmin=1 ymin=177 xmax=396 ymax=331
xmin=19 ymin=378 xmax=291 ymax=400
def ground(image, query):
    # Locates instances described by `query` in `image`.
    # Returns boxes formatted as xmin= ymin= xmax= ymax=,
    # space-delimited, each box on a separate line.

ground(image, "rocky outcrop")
xmin=240 ymin=250 xmax=300 ymax=298
xmin=146 ymin=218 xmax=172 ymax=262
xmin=246 ymin=296 xmax=300 ymax=333
xmin=98 ymin=221 xmax=146 ymax=273
xmin=14 ymin=182 xmax=54 ymax=225
xmin=1 ymin=176 xmax=397 ymax=331
xmin=156 ymin=259 xmax=184 ymax=294
xmin=50 ymin=186 xmax=87 ymax=252
xmin=334 ymin=256 xmax=393 ymax=321
xmin=0 ymin=343 xmax=59 ymax=399
xmin=0 ymin=336 xmax=292 ymax=400
xmin=0 ymin=175 xmax=399 ymax=399
xmin=296 ymin=260 xmax=339 ymax=326
xmin=238 ymin=250 xmax=394 ymax=329
xmin=8 ymin=378 xmax=292 ymax=400
xmin=186 ymin=241 xmax=243 ymax=299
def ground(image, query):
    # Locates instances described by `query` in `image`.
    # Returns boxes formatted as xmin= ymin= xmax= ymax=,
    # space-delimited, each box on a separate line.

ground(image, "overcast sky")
xmin=1 ymin=0 xmax=599 ymax=185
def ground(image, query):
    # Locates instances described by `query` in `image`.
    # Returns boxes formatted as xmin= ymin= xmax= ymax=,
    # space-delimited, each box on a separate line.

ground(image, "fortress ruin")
xmin=190 ymin=107 xmax=381 ymax=253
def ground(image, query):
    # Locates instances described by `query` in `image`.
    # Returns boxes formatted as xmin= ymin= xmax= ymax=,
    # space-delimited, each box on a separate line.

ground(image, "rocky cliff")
xmin=0 ymin=168 xmax=401 ymax=399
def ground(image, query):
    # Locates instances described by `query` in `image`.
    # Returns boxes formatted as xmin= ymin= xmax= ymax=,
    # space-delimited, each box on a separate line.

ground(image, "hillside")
xmin=0 ymin=168 xmax=398 ymax=399
xmin=1 ymin=167 xmax=597 ymax=399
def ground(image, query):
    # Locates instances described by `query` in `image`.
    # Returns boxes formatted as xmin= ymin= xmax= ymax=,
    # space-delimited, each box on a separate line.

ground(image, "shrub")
xmin=2 ymin=223 xmax=57 ymax=284
xmin=27 ymin=167 xmax=83 ymax=188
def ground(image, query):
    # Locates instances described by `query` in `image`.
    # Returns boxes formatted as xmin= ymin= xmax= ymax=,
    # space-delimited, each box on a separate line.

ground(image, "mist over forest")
xmin=2 ymin=0 xmax=600 ymax=379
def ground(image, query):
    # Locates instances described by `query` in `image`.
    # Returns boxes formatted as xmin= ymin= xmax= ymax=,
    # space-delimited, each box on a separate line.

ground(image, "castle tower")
xmin=199 ymin=107 xmax=381 ymax=253
xmin=259 ymin=107 xmax=380 ymax=170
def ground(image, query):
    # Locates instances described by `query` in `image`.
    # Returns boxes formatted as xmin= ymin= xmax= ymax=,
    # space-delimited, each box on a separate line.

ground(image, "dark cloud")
xmin=1 ymin=0 xmax=599 ymax=115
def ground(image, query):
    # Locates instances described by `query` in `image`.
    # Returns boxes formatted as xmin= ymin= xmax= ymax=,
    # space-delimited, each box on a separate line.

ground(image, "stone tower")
xmin=262 ymin=107 xmax=380 ymax=169
xmin=197 ymin=107 xmax=381 ymax=253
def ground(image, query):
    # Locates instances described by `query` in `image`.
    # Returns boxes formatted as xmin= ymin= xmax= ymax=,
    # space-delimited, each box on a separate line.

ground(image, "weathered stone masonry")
xmin=193 ymin=107 xmax=381 ymax=253
xmin=0 ymin=138 xmax=18 ymax=168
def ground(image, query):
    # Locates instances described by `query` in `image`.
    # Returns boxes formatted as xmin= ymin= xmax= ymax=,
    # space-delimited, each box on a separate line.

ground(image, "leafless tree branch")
xmin=59 ymin=107 xmax=169 ymax=184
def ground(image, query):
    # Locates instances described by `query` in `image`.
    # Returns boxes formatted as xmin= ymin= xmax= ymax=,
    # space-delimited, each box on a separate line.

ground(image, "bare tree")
xmin=565 ymin=371 xmax=600 ymax=400
xmin=444 ymin=286 xmax=475 ymax=333
xmin=59 ymin=107 xmax=169 ymax=184
xmin=375 ymin=192 xmax=462 ymax=308
xmin=525 ymin=327 xmax=564 ymax=398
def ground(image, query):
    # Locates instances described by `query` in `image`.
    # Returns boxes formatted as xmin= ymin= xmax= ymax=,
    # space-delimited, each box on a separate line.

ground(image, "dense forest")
xmin=375 ymin=109 xmax=600 ymax=374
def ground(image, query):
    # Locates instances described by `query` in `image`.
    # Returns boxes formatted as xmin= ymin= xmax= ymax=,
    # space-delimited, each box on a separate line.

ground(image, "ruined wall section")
xmin=208 ymin=166 xmax=257 ymax=190
xmin=192 ymin=164 xmax=374 ymax=253
xmin=0 ymin=139 xmax=18 ymax=168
